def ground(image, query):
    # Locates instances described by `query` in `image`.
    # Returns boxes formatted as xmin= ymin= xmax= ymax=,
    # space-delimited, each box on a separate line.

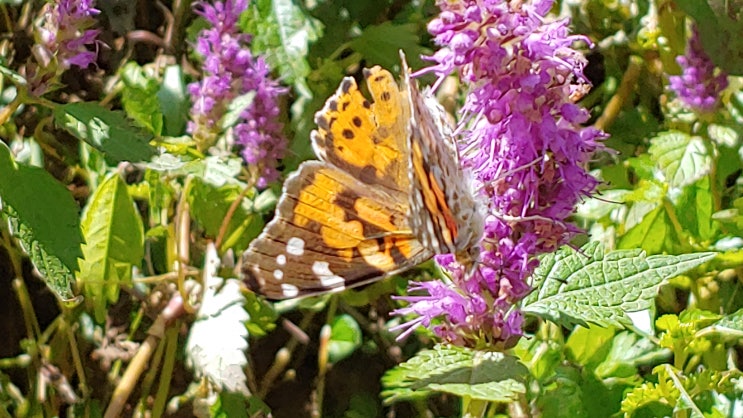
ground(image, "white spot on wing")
xmin=273 ymin=269 xmax=283 ymax=280
xmin=312 ymin=261 xmax=345 ymax=288
xmin=281 ymin=284 xmax=299 ymax=298
xmin=276 ymin=254 xmax=286 ymax=266
xmin=286 ymin=237 xmax=305 ymax=256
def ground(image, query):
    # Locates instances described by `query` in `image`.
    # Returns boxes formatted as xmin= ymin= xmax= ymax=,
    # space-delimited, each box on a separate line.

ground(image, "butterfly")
xmin=241 ymin=54 xmax=484 ymax=299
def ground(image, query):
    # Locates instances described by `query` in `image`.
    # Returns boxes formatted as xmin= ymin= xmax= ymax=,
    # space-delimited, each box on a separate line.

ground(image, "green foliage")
xmin=522 ymin=242 xmax=716 ymax=328
xmin=120 ymin=62 xmax=164 ymax=136
xmin=382 ymin=345 xmax=528 ymax=404
xmin=77 ymin=174 xmax=144 ymax=322
xmin=328 ymin=314 xmax=363 ymax=363
xmin=53 ymin=102 xmax=156 ymax=163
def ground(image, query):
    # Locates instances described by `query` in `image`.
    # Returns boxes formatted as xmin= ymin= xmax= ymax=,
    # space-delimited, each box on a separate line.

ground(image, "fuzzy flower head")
xmin=394 ymin=0 xmax=605 ymax=348
xmin=29 ymin=0 xmax=101 ymax=95
xmin=188 ymin=0 xmax=287 ymax=187
xmin=669 ymin=26 xmax=729 ymax=113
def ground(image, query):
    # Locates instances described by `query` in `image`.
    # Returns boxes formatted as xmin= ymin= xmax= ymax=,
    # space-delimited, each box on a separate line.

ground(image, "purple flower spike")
xmin=188 ymin=0 xmax=287 ymax=187
xmin=394 ymin=0 xmax=606 ymax=349
xmin=30 ymin=0 xmax=101 ymax=95
xmin=669 ymin=26 xmax=728 ymax=113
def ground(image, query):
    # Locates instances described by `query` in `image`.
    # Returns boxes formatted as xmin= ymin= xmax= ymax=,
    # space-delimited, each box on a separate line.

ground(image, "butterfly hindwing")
xmin=242 ymin=161 xmax=432 ymax=299
xmin=403 ymin=59 xmax=485 ymax=265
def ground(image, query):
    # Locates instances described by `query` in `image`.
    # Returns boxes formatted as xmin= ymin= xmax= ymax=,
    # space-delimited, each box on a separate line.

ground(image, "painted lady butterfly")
xmin=241 ymin=54 xmax=484 ymax=299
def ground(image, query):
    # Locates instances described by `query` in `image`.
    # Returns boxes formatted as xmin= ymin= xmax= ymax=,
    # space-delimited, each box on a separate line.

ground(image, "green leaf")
xmin=120 ymin=62 xmax=163 ymax=136
xmin=381 ymin=345 xmax=528 ymax=404
xmin=648 ymin=131 xmax=711 ymax=189
xmin=328 ymin=314 xmax=362 ymax=364
xmin=54 ymin=102 xmax=156 ymax=163
xmin=675 ymin=176 xmax=717 ymax=241
xmin=77 ymin=174 xmax=144 ymax=323
xmin=242 ymin=0 xmax=322 ymax=99
xmin=157 ymin=65 xmax=189 ymax=136
xmin=350 ymin=22 xmax=424 ymax=70
xmin=244 ymin=292 xmax=277 ymax=337
xmin=2 ymin=205 xmax=77 ymax=302
xmin=0 ymin=143 xmax=82 ymax=300
xmin=522 ymin=242 xmax=717 ymax=328
xmin=537 ymin=366 xmax=589 ymax=418
xmin=187 ymin=176 xmax=264 ymax=253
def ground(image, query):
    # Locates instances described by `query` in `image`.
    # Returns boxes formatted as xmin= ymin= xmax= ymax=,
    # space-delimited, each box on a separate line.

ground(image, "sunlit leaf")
xmin=78 ymin=174 xmax=144 ymax=322
xmin=54 ymin=102 xmax=156 ymax=163
xmin=0 ymin=142 xmax=82 ymax=300
xmin=382 ymin=345 xmax=527 ymax=404
xmin=522 ymin=243 xmax=717 ymax=328
xmin=328 ymin=314 xmax=362 ymax=363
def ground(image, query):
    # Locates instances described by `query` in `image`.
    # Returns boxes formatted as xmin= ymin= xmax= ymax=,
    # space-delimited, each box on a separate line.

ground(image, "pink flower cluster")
xmin=394 ymin=0 xmax=606 ymax=348
xmin=188 ymin=0 xmax=287 ymax=187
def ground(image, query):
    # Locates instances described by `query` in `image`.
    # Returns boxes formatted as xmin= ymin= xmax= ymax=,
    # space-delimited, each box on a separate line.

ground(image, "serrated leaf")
xmin=522 ymin=242 xmax=717 ymax=328
xmin=120 ymin=62 xmax=163 ymax=136
xmin=2 ymin=205 xmax=76 ymax=301
xmin=648 ymin=131 xmax=711 ymax=188
xmin=381 ymin=345 xmax=527 ymax=404
xmin=54 ymin=102 xmax=156 ymax=163
xmin=186 ymin=243 xmax=249 ymax=394
xmin=77 ymin=174 xmax=144 ymax=323
xmin=157 ymin=65 xmax=189 ymax=136
xmin=242 ymin=0 xmax=322 ymax=99
xmin=328 ymin=314 xmax=362 ymax=363
xmin=0 ymin=143 xmax=82 ymax=300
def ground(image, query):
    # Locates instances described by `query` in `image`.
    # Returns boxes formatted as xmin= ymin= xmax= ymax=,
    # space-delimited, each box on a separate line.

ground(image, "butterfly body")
xmin=241 ymin=57 xmax=484 ymax=299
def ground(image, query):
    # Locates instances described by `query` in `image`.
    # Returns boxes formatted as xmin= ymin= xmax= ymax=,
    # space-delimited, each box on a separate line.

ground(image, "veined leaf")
xmin=54 ymin=102 xmax=156 ymax=163
xmin=77 ymin=174 xmax=144 ymax=323
xmin=522 ymin=243 xmax=717 ymax=328
xmin=186 ymin=243 xmax=249 ymax=394
xmin=0 ymin=142 xmax=82 ymax=300
xmin=381 ymin=345 xmax=527 ymax=404
xmin=648 ymin=131 xmax=711 ymax=189
xmin=120 ymin=62 xmax=163 ymax=136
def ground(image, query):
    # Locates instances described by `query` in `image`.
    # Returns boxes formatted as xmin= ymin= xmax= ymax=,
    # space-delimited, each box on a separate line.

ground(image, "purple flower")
xmin=394 ymin=0 xmax=606 ymax=348
xmin=188 ymin=0 xmax=287 ymax=187
xmin=29 ymin=0 xmax=101 ymax=95
xmin=669 ymin=26 xmax=728 ymax=113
